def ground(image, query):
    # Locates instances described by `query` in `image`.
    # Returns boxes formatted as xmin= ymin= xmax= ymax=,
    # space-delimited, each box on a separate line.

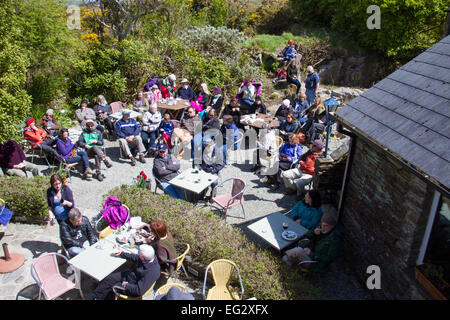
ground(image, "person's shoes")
xmin=96 ymin=171 xmax=104 ymax=181
xmin=139 ymin=154 xmax=146 ymax=163
xmin=272 ymin=79 xmax=277 ymax=83
xmin=130 ymin=156 xmax=136 ymax=166
xmin=85 ymin=167 xmax=94 ymax=175
xmin=83 ymin=171 xmax=92 ymax=180
xmin=260 ymin=176 xmax=268 ymax=183
xmin=103 ymin=159 xmax=112 ymax=168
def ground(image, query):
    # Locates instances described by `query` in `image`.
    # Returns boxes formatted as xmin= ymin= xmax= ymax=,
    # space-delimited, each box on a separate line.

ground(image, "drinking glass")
xmin=282 ymin=222 xmax=289 ymax=230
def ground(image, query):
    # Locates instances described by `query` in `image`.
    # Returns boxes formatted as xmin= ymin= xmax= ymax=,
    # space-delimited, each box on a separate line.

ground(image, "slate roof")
xmin=334 ymin=35 xmax=450 ymax=192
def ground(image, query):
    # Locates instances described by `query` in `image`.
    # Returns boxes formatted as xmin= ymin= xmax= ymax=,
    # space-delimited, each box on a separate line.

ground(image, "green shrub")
xmin=0 ymin=175 xmax=49 ymax=224
xmin=105 ymin=185 xmax=321 ymax=300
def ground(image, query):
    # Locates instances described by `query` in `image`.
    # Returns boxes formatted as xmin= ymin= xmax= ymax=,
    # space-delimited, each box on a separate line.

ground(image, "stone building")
xmin=331 ymin=35 xmax=450 ymax=299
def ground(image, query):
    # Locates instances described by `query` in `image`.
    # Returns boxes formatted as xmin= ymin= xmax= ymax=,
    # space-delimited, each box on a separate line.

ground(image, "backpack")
xmin=101 ymin=196 xmax=130 ymax=230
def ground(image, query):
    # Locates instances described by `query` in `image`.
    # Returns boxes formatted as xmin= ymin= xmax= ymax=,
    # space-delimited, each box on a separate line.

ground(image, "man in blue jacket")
xmin=177 ymin=79 xmax=196 ymax=101
xmin=86 ymin=244 xmax=160 ymax=300
xmin=115 ymin=109 xmax=146 ymax=166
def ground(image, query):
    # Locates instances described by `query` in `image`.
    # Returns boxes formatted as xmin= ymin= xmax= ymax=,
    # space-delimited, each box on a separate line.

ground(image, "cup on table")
xmin=282 ymin=222 xmax=289 ymax=230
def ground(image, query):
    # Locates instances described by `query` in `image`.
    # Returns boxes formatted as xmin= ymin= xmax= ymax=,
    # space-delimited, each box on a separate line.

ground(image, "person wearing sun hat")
xmin=282 ymin=205 xmax=343 ymax=273
xmin=275 ymin=98 xmax=293 ymax=122
xmin=176 ymin=78 xmax=195 ymax=101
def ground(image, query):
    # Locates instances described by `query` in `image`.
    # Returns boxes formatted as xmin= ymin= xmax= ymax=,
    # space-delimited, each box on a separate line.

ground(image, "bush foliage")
xmin=105 ymin=185 xmax=322 ymax=300
xmin=0 ymin=175 xmax=49 ymax=224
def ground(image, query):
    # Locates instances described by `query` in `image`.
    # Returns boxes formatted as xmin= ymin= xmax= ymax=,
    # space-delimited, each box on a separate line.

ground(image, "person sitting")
xmin=23 ymin=116 xmax=61 ymax=161
xmin=300 ymin=97 xmax=327 ymax=142
xmin=86 ymin=244 xmax=160 ymax=300
xmin=294 ymin=93 xmax=310 ymax=120
xmin=288 ymin=190 xmax=323 ymax=230
xmin=76 ymin=99 xmax=98 ymax=130
xmin=190 ymin=83 xmax=210 ymax=112
xmin=78 ymin=119 xmax=112 ymax=182
xmin=279 ymin=112 xmax=299 ymax=142
xmin=56 ymin=128 xmax=94 ymax=180
xmin=250 ymin=96 xmax=267 ymax=115
xmin=280 ymin=139 xmax=324 ymax=199
xmin=115 ymin=109 xmax=146 ymax=166
xmin=172 ymin=107 xmax=198 ymax=160
xmin=278 ymin=39 xmax=297 ymax=58
xmin=278 ymin=133 xmax=302 ymax=174
xmin=141 ymin=105 xmax=161 ymax=156
xmin=145 ymin=221 xmax=178 ymax=274
xmin=209 ymin=87 xmax=224 ymax=114
xmin=282 ymin=206 xmax=343 ymax=273
xmin=237 ymin=79 xmax=256 ymax=111
xmin=60 ymin=207 xmax=98 ymax=256
xmin=283 ymin=42 xmax=297 ymax=62
xmin=275 ymin=99 xmax=293 ymax=122
xmin=177 ymin=79 xmax=196 ymax=101
xmin=201 ymin=108 xmax=220 ymax=132
xmin=223 ymin=98 xmax=242 ymax=129
xmin=159 ymin=113 xmax=175 ymax=149
xmin=272 ymin=65 xmax=287 ymax=83
xmin=0 ymin=140 xmax=40 ymax=177
xmin=47 ymin=174 xmax=74 ymax=226
xmin=147 ymin=84 xmax=162 ymax=107
xmin=221 ymin=115 xmax=240 ymax=162
xmin=37 ymin=109 xmax=60 ymax=137
xmin=152 ymin=143 xmax=185 ymax=200
xmin=134 ymin=91 xmax=149 ymax=114
xmin=200 ymin=139 xmax=225 ymax=198
xmin=160 ymin=74 xmax=177 ymax=98
xmin=154 ymin=286 xmax=195 ymax=300
xmin=287 ymin=59 xmax=301 ymax=95
xmin=94 ymin=95 xmax=115 ymax=140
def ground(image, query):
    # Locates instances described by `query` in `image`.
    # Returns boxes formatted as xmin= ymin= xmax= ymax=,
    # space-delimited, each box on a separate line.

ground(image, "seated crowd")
xmin=1 ymin=62 xmax=342 ymax=293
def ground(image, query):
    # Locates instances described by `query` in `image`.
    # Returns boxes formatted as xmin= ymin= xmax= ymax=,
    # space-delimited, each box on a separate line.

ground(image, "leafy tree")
xmin=0 ymin=0 xmax=32 ymax=143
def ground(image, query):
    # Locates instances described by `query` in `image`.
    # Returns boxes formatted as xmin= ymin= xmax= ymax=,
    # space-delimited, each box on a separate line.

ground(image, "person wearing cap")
xmin=86 ymin=244 xmax=161 ymax=300
xmin=56 ymin=128 xmax=94 ymax=180
xmin=37 ymin=108 xmax=60 ymax=137
xmin=75 ymin=99 xmax=97 ymax=129
xmin=305 ymin=65 xmax=320 ymax=105
xmin=152 ymin=143 xmax=185 ymax=200
xmin=275 ymin=98 xmax=293 ymax=122
xmin=154 ymin=285 xmax=195 ymax=300
xmin=23 ymin=116 xmax=61 ymax=161
xmin=177 ymin=79 xmax=196 ymax=101
xmin=250 ymin=96 xmax=267 ymax=115
xmin=78 ymin=119 xmax=112 ymax=181
xmin=160 ymin=74 xmax=177 ymax=98
xmin=210 ymin=87 xmax=223 ymax=113
xmin=133 ymin=91 xmax=149 ymax=113
xmin=280 ymin=139 xmax=324 ymax=199
xmin=115 ymin=109 xmax=146 ymax=166
xmin=0 ymin=140 xmax=40 ymax=177
xmin=282 ymin=205 xmax=343 ymax=273
xmin=94 ymin=95 xmax=115 ymax=140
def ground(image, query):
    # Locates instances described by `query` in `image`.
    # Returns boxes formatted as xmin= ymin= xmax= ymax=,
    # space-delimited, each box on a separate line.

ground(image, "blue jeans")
xmin=239 ymin=98 xmax=254 ymax=110
xmin=66 ymin=150 xmax=90 ymax=170
xmin=160 ymin=182 xmax=185 ymax=200
xmin=141 ymin=130 xmax=158 ymax=151
xmin=306 ymin=89 xmax=316 ymax=105
xmin=68 ymin=241 xmax=89 ymax=256
xmin=287 ymin=78 xmax=301 ymax=93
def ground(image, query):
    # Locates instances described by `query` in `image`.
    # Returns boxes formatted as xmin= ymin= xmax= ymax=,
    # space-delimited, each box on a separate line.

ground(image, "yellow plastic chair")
xmin=154 ymin=283 xmax=186 ymax=297
xmin=97 ymin=204 xmax=130 ymax=239
xmin=113 ymin=280 xmax=156 ymax=300
xmin=202 ymin=259 xmax=244 ymax=300
xmin=161 ymin=242 xmax=190 ymax=280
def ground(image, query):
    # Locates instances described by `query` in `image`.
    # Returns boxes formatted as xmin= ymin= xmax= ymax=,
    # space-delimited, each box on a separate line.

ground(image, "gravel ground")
xmin=0 ymin=124 xmax=370 ymax=300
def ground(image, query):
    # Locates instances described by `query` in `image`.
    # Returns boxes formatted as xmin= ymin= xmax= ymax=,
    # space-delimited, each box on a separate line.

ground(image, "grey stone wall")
xmin=341 ymin=138 xmax=433 ymax=299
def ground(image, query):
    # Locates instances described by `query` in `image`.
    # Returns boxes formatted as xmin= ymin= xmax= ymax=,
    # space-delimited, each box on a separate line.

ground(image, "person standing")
xmin=305 ymin=66 xmax=320 ymax=105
